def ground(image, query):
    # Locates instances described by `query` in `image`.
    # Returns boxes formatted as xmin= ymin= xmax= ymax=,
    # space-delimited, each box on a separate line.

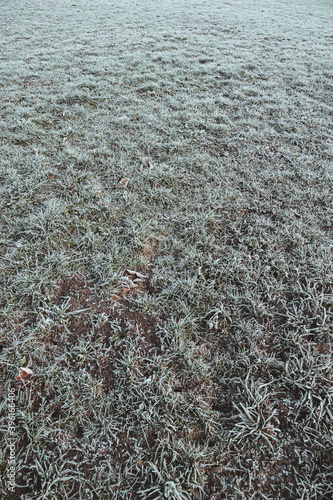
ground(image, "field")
xmin=0 ymin=0 xmax=332 ymax=498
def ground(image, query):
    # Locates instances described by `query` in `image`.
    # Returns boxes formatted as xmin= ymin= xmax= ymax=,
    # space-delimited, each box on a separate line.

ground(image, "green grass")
xmin=0 ymin=0 xmax=332 ymax=498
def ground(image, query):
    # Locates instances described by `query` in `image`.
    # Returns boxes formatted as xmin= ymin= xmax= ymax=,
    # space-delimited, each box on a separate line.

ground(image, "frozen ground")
xmin=0 ymin=0 xmax=332 ymax=498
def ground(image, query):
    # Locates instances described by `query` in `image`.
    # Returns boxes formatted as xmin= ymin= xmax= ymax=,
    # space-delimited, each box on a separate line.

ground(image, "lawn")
xmin=0 ymin=0 xmax=332 ymax=498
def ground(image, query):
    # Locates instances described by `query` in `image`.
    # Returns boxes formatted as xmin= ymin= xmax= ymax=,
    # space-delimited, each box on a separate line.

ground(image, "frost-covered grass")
xmin=0 ymin=0 xmax=332 ymax=498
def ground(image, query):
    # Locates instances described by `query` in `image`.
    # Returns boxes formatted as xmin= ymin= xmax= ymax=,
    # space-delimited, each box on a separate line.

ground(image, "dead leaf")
xmin=63 ymin=137 xmax=68 ymax=143
xmin=118 ymin=177 xmax=129 ymax=187
xmin=126 ymin=269 xmax=147 ymax=279
xmin=15 ymin=367 xmax=34 ymax=380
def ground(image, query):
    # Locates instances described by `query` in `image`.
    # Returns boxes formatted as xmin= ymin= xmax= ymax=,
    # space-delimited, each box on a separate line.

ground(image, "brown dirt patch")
xmin=37 ymin=271 xmax=164 ymax=389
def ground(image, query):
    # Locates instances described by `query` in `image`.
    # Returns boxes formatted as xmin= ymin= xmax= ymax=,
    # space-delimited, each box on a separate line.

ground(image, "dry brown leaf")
xmin=126 ymin=269 xmax=147 ymax=279
xmin=118 ymin=177 xmax=129 ymax=187
xmin=15 ymin=367 xmax=34 ymax=380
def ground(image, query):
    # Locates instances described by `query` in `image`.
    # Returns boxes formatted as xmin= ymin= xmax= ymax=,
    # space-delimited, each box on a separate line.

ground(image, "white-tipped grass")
xmin=1 ymin=0 xmax=333 ymax=498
